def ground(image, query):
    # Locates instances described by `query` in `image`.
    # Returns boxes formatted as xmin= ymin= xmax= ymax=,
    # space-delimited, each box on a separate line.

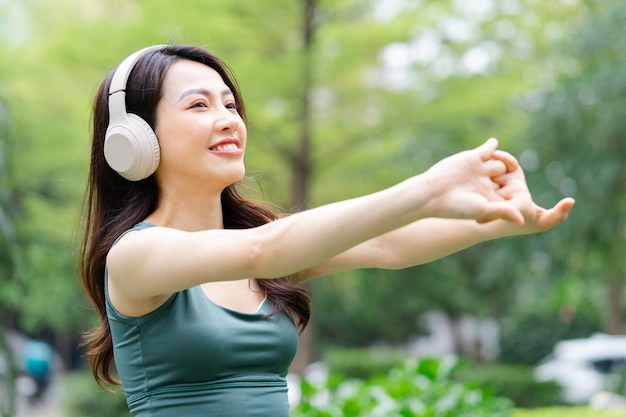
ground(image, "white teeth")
xmin=212 ymin=143 xmax=238 ymax=151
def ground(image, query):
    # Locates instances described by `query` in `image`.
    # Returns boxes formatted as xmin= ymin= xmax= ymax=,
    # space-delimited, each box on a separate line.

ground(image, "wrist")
xmin=401 ymin=171 xmax=440 ymax=220
xmin=398 ymin=173 xmax=441 ymax=222
xmin=478 ymin=218 xmax=521 ymax=239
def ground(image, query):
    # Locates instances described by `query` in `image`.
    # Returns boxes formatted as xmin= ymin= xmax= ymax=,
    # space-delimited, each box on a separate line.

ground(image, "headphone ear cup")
xmin=104 ymin=113 xmax=160 ymax=181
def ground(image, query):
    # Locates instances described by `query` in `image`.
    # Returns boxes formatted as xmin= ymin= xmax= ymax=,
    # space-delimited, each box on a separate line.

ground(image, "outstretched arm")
xmin=109 ymin=138 xmax=524 ymax=299
xmin=294 ymin=149 xmax=575 ymax=282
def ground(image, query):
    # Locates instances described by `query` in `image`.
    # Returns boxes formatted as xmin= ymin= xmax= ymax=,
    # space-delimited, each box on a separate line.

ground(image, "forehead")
xmin=161 ymin=59 xmax=230 ymax=98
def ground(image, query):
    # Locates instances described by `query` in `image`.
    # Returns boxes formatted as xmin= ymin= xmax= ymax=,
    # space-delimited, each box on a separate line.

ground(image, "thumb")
xmin=535 ymin=197 xmax=576 ymax=230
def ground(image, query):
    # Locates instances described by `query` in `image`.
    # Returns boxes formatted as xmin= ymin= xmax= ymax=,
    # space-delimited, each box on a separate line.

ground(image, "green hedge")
xmin=322 ymin=346 xmax=407 ymax=379
xmin=453 ymin=363 xmax=561 ymax=408
xmin=61 ymin=366 xmax=623 ymax=417
xmin=323 ymin=347 xmax=561 ymax=408
xmin=292 ymin=357 xmax=514 ymax=417
xmin=513 ymin=406 xmax=626 ymax=417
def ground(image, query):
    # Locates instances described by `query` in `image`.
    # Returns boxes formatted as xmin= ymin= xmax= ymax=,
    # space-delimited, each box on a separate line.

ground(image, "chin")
xmin=219 ymin=167 xmax=246 ymax=187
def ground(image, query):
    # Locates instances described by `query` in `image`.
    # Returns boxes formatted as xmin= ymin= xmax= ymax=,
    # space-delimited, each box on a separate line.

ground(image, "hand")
xmin=422 ymin=138 xmax=525 ymax=225
xmin=490 ymin=150 xmax=575 ymax=234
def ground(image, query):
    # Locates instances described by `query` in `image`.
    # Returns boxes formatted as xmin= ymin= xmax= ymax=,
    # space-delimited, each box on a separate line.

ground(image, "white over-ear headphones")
xmin=104 ymin=45 xmax=166 ymax=181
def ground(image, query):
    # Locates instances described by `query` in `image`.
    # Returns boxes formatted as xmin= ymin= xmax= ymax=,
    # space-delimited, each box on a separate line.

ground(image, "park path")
xmin=15 ymin=374 xmax=62 ymax=417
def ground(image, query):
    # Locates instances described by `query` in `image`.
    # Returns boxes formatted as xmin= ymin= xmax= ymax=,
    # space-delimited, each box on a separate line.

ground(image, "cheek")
xmin=239 ymin=123 xmax=248 ymax=148
xmin=156 ymin=120 xmax=207 ymax=151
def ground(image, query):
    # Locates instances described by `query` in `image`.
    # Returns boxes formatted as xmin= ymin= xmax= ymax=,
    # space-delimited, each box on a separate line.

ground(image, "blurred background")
xmin=0 ymin=0 xmax=625 ymax=416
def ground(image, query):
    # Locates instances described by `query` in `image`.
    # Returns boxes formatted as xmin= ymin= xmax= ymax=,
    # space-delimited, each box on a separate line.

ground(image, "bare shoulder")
xmin=106 ymin=225 xmax=188 ymax=286
xmin=106 ymin=226 xmax=179 ymax=316
xmin=109 ymin=225 xmax=177 ymax=254
xmin=107 ymin=225 xmax=192 ymax=268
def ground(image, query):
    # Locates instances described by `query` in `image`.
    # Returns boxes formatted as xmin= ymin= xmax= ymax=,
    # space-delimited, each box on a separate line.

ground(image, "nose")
xmin=215 ymin=105 xmax=241 ymax=132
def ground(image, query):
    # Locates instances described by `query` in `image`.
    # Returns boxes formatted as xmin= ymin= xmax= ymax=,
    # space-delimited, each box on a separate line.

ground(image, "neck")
xmin=145 ymin=185 xmax=226 ymax=232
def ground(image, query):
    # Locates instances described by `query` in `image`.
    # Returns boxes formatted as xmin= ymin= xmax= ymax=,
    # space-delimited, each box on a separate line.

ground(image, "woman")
xmin=79 ymin=44 xmax=574 ymax=416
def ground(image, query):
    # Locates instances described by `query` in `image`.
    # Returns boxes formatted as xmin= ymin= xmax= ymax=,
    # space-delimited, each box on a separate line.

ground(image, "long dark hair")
xmin=79 ymin=45 xmax=311 ymax=387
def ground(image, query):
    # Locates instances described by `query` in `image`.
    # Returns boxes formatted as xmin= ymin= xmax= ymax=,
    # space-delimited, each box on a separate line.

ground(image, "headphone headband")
xmin=108 ymin=45 xmax=166 ymax=122
xmin=109 ymin=45 xmax=166 ymax=96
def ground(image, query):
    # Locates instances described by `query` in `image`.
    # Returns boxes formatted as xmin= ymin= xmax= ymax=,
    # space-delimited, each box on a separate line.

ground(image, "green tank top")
xmin=105 ymin=223 xmax=298 ymax=416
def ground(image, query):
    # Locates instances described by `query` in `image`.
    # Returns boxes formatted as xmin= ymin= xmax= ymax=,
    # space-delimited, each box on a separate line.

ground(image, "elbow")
xmin=369 ymin=239 xmax=403 ymax=270
xmin=380 ymin=257 xmax=405 ymax=270
xmin=385 ymin=262 xmax=404 ymax=271
xmin=245 ymin=230 xmax=285 ymax=278
xmin=245 ymin=233 xmax=268 ymax=276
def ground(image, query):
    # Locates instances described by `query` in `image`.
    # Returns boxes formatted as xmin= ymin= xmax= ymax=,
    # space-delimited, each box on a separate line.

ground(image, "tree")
xmin=520 ymin=0 xmax=626 ymax=335
xmin=0 ymin=96 xmax=18 ymax=417
xmin=0 ymin=0 xmax=594 ymax=375
xmin=309 ymin=0 xmax=587 ymax=360
xmin=0 ymin=0 xmax=327 ymax=372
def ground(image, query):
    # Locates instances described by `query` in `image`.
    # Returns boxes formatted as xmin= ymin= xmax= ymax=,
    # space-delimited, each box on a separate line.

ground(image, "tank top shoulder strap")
xmin=112 ymin=222 xmax=157 ymax=247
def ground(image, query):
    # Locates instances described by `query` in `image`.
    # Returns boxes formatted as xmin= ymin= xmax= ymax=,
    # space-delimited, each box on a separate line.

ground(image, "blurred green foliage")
xmin=0 ymin=80 xmax=18 ymax=417
xmin=62 ymin=371 xmax=130 ymax=417
xmin=322 ymin=346 xmax=561 ymax=409
xmin=513 ymin=407 xmax=626 ymax=417
xmin=0 ymin=1 xmax=623 ymax=403
xmin=519 ymin=0 xmax=626 ymax=335
xmin=453 ymin=363 xmax=561 ymax=408
xmin=58 ymin=365 xmax=623 ymax=417
xmin=499 ymin=309 xmax=602 ymax=365
xmin=322 ymin=346 xmax=407 ymax=379
xmin=292 ymin=356 xmax=514 ymax=417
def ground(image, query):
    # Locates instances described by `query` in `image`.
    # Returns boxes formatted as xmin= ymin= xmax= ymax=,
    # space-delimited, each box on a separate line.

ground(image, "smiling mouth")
xmin=210 ymin=143 xmax=239 ymax=151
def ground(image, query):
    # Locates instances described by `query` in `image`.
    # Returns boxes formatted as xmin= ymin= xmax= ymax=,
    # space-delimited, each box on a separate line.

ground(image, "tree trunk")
xmin=606 ymin=278 xmax=624 ymax=335
xmin=289 ymin=0 xmax=317 ymax=376
xmin=0 ymin=315 xmax=17 ymax=417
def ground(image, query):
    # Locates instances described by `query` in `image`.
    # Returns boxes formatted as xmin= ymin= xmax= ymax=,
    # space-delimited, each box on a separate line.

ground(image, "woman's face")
xmin=154 ymin=59 xmax=247 ymax=191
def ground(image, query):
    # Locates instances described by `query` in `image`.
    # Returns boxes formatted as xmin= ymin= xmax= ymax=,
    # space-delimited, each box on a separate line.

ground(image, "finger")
xmin=492 ymin=175 xmax=508 ymax=188
xmin=479 ymin=202 xmax=525 ymax=226
xmin=484 ymin=159 xmax=507 ymax=177
xmin=490 ymin=150 xmax=519 ymax=173
xmin=493 ymin=170 xmax=525 ymax=188
xmin=491 ymin=169 xmax=525 ymax=189
xmin=476 ymin=137 xmax=499 ymax=162
xmin=495 ymin=186 xmax=513 ymax=200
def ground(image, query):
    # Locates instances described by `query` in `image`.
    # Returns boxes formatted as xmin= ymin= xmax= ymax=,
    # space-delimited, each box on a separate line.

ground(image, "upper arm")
xmin=106 ymin=226 xmax=262 ymax=300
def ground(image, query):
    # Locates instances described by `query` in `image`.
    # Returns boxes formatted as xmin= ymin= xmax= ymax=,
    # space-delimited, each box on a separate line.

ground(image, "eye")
xmin=190 ymin=101 xmax=208 ymax=109
xmin=225 ymin=102 xmax=239 ymax=111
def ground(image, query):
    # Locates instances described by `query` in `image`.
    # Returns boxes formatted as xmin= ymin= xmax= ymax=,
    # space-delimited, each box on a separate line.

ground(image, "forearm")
xmin=258 ymin=139 xmax=527 ymax=280
xmin=254 ymin=176 xmax=433 ymax=278
xmin=372 ymin=217 xmax=516 ymax=270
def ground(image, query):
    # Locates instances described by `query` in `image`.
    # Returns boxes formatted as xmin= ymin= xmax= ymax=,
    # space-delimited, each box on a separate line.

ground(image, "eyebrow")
xmin=177 ymin=88 xmax=234 ymax=103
